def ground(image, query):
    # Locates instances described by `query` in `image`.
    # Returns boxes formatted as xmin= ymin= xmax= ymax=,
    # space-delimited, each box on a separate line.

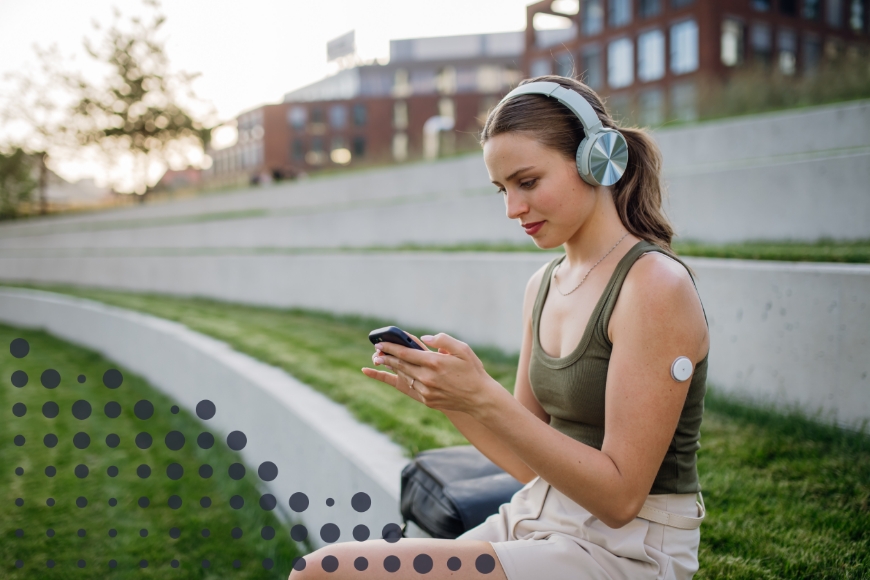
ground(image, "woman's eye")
xmin=520 ymin=179 xmax=537 ymax=189
xmin=495 ymin=187 xmax=506 ymax=195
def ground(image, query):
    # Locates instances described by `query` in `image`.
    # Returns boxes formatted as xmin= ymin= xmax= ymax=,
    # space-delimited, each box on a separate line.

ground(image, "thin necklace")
xmin=552 ymin=232 xmax=629 ymax=296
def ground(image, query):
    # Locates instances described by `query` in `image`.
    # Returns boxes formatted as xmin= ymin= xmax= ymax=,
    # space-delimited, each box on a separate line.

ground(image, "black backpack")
xmin=400 ymin=445 xmax=525 ymax=539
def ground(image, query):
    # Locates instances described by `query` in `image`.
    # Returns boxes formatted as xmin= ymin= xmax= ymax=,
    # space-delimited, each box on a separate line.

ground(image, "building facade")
xmin=523 ymin=0 xmax=869 ymax=125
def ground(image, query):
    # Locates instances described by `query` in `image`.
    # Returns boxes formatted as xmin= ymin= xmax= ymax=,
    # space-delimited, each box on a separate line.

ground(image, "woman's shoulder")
xmin=522 ymin=255 xmax=562 ymax=318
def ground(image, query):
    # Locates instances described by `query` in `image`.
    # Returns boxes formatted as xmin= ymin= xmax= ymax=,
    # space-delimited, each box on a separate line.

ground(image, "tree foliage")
xmin=0 ymin=148 xmax=36 ymax=220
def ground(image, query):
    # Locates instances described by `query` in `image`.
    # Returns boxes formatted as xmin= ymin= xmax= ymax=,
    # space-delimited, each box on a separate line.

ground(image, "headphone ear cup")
xmin=581 ymin=130 xmax=629 ymax=187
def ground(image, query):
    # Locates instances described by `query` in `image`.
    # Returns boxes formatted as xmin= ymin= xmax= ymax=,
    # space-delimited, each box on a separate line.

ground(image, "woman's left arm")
xmin=377 ymin=254 xmax=708 ymax=528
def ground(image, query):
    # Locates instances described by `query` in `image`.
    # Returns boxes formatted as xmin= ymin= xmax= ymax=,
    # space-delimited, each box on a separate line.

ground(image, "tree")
xmin=2 ymin=0 xmax=213 ymax=197
xmin=0 ymin=148 xmax=37 ymax=220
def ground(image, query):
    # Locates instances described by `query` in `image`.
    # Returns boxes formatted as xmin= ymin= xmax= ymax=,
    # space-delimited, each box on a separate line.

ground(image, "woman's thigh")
xmin=288 ymin=538 xmax=506 ymax=580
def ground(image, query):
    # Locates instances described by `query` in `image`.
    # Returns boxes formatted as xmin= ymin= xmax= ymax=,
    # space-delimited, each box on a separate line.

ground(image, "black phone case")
xmin=368 ymin=326 xmax=424 ymax=350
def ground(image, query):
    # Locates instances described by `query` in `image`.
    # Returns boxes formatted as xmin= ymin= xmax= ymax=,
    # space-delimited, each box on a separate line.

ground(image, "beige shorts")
xmin=457 ymin=477 xmax=701 ymax=580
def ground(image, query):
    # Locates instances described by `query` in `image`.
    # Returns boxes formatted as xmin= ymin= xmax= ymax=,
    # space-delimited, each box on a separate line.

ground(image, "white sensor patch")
xmin=671 ymin=356 xmax=693 ymax=382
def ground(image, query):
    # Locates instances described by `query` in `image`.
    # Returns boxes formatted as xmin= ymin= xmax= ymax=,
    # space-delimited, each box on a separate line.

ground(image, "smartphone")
xmin=368 ymin=326 xmax=424 ymax=351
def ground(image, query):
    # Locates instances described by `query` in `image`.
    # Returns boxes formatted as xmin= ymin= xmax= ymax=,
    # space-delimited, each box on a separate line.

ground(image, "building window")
xmin=721 ymin=19 xmax=745 ymax=66
xmin=780 ymin=0 xmax=798 ymax=16
xmin=638 ymin=29 xmax=665 ymax=82
xmin=352 ymin=136 xmax=366 ymax=157
xmin=751 ymin=0 xmax=771 ymax=11
xmin=353 ymin=103 xmax=367 ymax=126
xmin=436 ymin=66 xmax=457 ymax=94
xmin=329 ymin=105 xmax=347 ymax=129
xmin=555 ymin=51 xmax=575 ymax=77
xmin=778 ymin=29 xmax=797 ymax=75
xmin=393 ymin=101 xmax=408 ymax=130
xmin=582 ymin=0 xmax=604 ymax=36
xmin=393 ymin=68 xmax=411 ymax=97
xmin=607 ymin=37 xmax=634 ymax=88
xmin=803 ymin=0 xmax=822 ymax=19
xmin=311 ymin=108 xmax=324 ymax=124
xmin=392 ymin=133 xmax=408 ymax=162
xmin=850 ymin=0 xmax=866 ymax=31
xmin=671 ymin=0 xmax=695 ymax=7
xmin=531 ymin=58 xmax=552 ymax=77
xmin=751 ymin=22 xmax=773 ymax=65
xmin=438 ymin=98 xmax=455 ymax=120
xmin=638 ymin=0 xmax=662 ymax=19
xmin=670 ymin=20 xmax=699 ymax=74
xmin=670 ymin=81 xmax=698 ymax=122
xmin=581 ymin=46 xmax=603 ymax=88
xmin=639 ymin=88 xmax=665 ymax=127
xmin=607 ymin=93 xmax=632 ymax=123
xmin=288 ymin=106 xmax=307 ymax=129
xmin=803 ymin=34 xmax=823 ymax=72
xmin=609 ymin=0 xmax=632 ymax=27
xmin=478 ymin=66 xmax=503 ymax=92
xmin=827 ymin=0 xmax=844 ymax=27
xmin=306 ymin=136 xmax=326 ymax=165
xmin=292 ymin=138 xmax=304 ymax=161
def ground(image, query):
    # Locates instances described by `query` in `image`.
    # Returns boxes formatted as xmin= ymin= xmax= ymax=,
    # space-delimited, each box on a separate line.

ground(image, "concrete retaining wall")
xmin=1 ymin=252 xmax=867 ymax=426
xmin=0 ymin=288 xmax=408 ymax=548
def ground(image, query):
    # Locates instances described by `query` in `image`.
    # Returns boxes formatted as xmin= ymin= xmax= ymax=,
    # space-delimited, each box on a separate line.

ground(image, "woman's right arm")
xmin=440 ymin=264 xmax=551 ymax=484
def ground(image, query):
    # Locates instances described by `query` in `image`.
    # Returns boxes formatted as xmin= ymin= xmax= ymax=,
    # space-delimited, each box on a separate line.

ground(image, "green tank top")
xmin=529 ymin=240 xmax=707 ymax=495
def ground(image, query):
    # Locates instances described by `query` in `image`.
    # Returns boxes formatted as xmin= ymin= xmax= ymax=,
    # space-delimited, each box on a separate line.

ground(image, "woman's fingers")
xmin=361 ymin=367 xmax=399 ymax=388
xmin=420 ymin=332 xmax=471 ymax=358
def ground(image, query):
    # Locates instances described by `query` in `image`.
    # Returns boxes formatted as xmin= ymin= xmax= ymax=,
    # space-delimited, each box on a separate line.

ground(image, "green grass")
xmin=2 ymin=285 xmax=869 ymax=579
xmin=0 ymin=323 xmax=303 ymax=578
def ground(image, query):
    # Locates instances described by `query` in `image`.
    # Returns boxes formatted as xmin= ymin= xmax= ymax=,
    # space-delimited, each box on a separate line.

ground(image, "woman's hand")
xmin=361 ymin=332 xmax=501 ymax=416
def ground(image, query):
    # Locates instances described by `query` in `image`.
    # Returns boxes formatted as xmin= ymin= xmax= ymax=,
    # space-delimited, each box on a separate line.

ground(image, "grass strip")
xmin=1 ymin=323 xmax=302 ymax=579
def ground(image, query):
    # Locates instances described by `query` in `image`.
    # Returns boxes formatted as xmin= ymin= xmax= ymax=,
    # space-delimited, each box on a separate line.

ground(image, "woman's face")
xmin=483 ymin=132 xmax=597 ymax=250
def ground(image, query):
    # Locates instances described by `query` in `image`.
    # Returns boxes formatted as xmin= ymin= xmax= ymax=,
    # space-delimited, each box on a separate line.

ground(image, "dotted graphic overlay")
xmin=4 ymin=331 xmax=500 ymax=576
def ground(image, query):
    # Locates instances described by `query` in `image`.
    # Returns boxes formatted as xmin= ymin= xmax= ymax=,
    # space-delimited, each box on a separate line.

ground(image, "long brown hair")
xmin=480 ymin=75 xmax=674 ymax=250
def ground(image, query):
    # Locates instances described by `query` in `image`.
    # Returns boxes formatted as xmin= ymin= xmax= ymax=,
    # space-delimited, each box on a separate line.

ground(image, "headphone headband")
xmin=499 ymin=81 xmax=603 ymax=136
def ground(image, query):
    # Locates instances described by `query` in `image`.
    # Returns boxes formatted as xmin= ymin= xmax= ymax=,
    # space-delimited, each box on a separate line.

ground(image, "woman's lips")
xmin=523 ymin=221 xmax=544 ymax=235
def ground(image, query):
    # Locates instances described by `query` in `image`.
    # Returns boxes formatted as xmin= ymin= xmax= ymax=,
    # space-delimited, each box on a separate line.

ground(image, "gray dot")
xmin=137 ymin=464 xmax=151 ymax=478
xmin=108 ymin=529 xmax=117 ymax=537
xmin=108 ymin=498 xmax=117 ymax=507
xmin=105 ymin=434 xmax=120 ymax=448
xmin=166 ymin=463 xmax=184 ymax=480
xmin=11 ymin=370 xmax=28 ymax=387
xmin=169 ymin=527 xmax=181 ymax=539
xmin=475 ymin=554 xmax=496 ymax=574
xmin=230 ymin=495 xmax=244 ymax=509
xmin=201 ymin=528 xmax=210 ymax=537
xmin=138 ymin=496 xmax=150 ymax=508
xmin=261 ymin=526 xmax=275 ymax=540
xmin=233 ymin=560 xmax=241 ymax=568
xmin=45 ymin=466 xmax=56 ymax=477
xmin=289 ymin=492 xmax=309 ymax=512
xmin=170 ymin=405 xmax=179 ymax=414
xmin=168 ymin=495 xmax=182 ymax=509
xmin=107 ymin=466 xmax=119 ymax=477
xmin=45 ymin=498 xmax=54 ymax=506
xmin=15 ymin=467 xmax=23 ymax=475
xmin=447 ymin=557 xmax=462 ymax=571
xmin=414 ymin=554 xmax=433 ymax=574
xmin=10 ymin=338 xmax=29 ymax=358
xmin=76 ymin=496 xmax=88 ymax=508
xmin=140 ymin=528 xmax=148 ymax=537
xmin=78 ymin=529 xmax=86 ymax=537
xmin=226 ymin=430 xmax=247 ymax=451
xmin=43 ymin=433 xmax=58 ymax=448
xmin=290 ymin=524 xmax=308 ymax=542
xmin=104 ymin=401 xmax=121 ymax=418
xmin=139 ymin=559 xmax=148 ymax=568
xmin=195 ymin=400 xmax=215 ymax=420
xmin=293 ymin=557 xmax=307 ymax=571
xmin=15 ymin=528 xmax=23 ymax=537
xmin=47 ymin=528 xmax=55 ymax=537
xmin=109 ymin=559 xmax=117 ymax=568
xmin=322 ymin=555 xmax=339 ymax=573
xmin=197 ymin=432 xmax=214 ymax=449
xmin=135 ymin=432 xmax=152 ymax=449
xmin=382 ymin=523 xmax=402 ymax=543
xmin=259 ymin=494 xmax=277 ymax=510
xmin=42 ymin=401 xmax=59 ymax=418
xmin=73 ymin=432 xmax=90 ymax=449
xmin=14 ymin=435 xmax=25 ymax=446
xmin=75 ymin=464 xmax=89 ymax=478
xmin=320 ymin=523 xmax=340 ymax=543
xmin=326 ymin=497 xmax=335 ymax=507
xmin=200 ymin=496 xmax=211 ymax=508
xmin=171 ymin=560 xmax=179 ymax=568
xmin=134 ymin=400 xmax=153 ymax=420
xmin=228 ymin=463 xmax=246 ymax=480
xmin=15 ymin=559 xmax=24 ymax=568
xmin=202 ymin=559 xmax=210 ymax=568
xmin=354 ymin=557 xmax=369 ymax=571
xmin=384 ymin=555 xmax=401 ymax=572
xmin=71 ymin=400 xmax=92 ymax=420
xmin=258 ymin=461 xmax=278 ymax=481
xmin=353 ymin=524 xmax=370 ymax=542
xmin=77 ymin=374 xmax=86 ymax=384
xmin=199 ymin=464 xmax=212 ymax=478
xmin=46 ymin=560 xmax=55 ymax=568
xmin=102 ymin=369 xmax=123 ymax=389
xmin=13 ymin=402 xmax=26 ymax=417
xmin=261 ymin=558 xmax=274 ymax=570
xmin=41 ymin=369 xmax=60 ymax=389
xmin=231 ymin=527 xmax=243 ymax=539
xmin=165 ymin=431 xmax=185 ymax=450
xmin=78 ymin=560 xmax=86 ymax=568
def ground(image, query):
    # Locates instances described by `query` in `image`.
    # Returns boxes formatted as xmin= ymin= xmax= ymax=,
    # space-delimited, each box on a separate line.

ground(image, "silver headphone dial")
xmin=588 ymin=131 xmax=628 ymax=186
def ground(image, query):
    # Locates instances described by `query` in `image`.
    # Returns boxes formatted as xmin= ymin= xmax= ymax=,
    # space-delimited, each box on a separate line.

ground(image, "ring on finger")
xmin=408 ymin=377 xmax=416 ymax=390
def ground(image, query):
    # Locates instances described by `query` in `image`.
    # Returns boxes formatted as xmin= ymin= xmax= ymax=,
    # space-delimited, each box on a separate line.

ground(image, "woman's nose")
xmin=504 ymin=189 xmax=528 ymax=220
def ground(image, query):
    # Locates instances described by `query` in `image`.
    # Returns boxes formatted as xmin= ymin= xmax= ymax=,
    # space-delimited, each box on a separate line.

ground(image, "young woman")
xmin=290 ymin=75 xmax=709 ymax=580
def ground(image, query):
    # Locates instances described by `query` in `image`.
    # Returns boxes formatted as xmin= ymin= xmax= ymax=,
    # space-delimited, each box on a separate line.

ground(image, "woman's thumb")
xmin=421 ymin=333 xmax=466 ymax=355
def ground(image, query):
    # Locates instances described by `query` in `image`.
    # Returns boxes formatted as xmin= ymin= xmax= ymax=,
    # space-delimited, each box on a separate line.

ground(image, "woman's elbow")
xmin=599 ymin=496 xmax=646 ymax=529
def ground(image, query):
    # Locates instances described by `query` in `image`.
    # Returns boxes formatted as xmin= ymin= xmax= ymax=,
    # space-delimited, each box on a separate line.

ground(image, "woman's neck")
xmin=561 ymin=189 xmax=634 ymax=269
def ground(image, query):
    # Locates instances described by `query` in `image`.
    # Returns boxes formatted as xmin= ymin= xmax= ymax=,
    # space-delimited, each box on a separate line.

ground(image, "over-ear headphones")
xmin=496 ymin=81 xmax=629 ymax=187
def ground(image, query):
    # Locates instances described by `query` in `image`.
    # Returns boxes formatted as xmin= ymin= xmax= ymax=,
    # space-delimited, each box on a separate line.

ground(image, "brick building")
xmin=523 ymin=0 xmax=869 ymax=125
xmin=206 ymin=31 xmax=525 ymax=185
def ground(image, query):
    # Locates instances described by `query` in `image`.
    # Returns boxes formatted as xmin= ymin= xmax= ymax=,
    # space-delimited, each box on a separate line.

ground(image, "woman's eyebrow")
xmin=491 ymin=165 xmax=536 ymax=185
